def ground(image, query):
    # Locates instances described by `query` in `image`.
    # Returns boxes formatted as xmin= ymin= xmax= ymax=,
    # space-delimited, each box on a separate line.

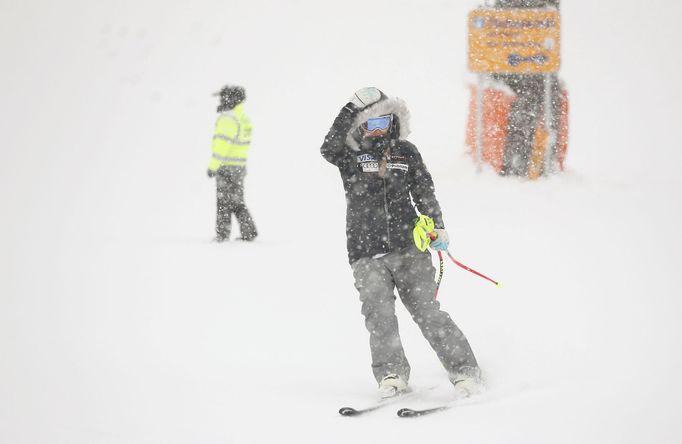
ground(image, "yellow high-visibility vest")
xmin=207 ymin=104 xmax=252 ymax=171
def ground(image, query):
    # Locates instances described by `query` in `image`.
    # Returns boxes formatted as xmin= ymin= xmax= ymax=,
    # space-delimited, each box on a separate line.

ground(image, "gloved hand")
xmin=429 ymin=229 xmax=449 ymax=251
xmin=207 ymin=169 xmax=216 ymax=178
xmin=348 ymin=87 xmax=384 ymax=110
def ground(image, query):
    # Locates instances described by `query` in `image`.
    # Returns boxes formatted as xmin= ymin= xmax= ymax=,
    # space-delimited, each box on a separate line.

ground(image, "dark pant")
xmin=215 ymin=166 xmax=257 ymax=240
xmin=495 ymin=74 xmax=560 ymax=176
xmin=351 ymin=247 xmax=478 ymax=384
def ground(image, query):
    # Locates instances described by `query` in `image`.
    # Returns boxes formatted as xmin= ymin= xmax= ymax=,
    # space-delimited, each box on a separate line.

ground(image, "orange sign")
xmin=468 ymin=9 xmax=561 ymax=74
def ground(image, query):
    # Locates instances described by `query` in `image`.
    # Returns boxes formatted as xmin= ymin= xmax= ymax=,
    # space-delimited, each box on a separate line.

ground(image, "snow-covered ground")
xmin=2 ymin=1 xmax=681 ymax=443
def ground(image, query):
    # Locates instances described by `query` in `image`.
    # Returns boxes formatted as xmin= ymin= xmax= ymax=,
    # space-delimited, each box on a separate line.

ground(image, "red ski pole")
xmin=445 ymin=251 xmax=501 ymax=288
xmin=429 ymin=232 xmax=501 ymax=288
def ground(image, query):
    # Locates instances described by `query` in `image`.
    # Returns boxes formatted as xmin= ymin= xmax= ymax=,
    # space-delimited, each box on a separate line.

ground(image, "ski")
xmin=396 ymin=405 xmax=453 ymax=417
xmin=339 ymin=391 xmax=413 ymax=417
xmin=339 ymin=385 xmax=437 ymax=417
xmin=396 ymin=392 xmax=485 ymax=417
xmin=338 ymin=402 xmax=389 ymax=417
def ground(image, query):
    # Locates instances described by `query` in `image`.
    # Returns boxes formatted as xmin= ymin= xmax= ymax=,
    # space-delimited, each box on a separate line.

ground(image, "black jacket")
xmin=321 ymin=104 xmax=445 ymax=264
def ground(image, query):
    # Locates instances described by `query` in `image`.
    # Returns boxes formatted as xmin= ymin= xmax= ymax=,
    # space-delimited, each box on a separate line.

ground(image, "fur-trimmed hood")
xmin=345 ymin=96 xmax=411 ymax=151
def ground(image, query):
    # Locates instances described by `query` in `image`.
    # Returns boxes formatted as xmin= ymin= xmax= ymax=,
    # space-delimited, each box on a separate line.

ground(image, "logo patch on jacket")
xmin=386 ymin=163 xmax=408 ymax=171
xmin=360 ymin=162 xmax=379 ymax=172
xmin=357 ymin=154 xmax=408 ymax=173
xmin=357 ymin=154 xmax=378 ymax=172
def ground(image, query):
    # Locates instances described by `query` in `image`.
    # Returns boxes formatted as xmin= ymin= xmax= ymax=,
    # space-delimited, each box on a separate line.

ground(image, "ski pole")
xmin=429 ymin=232 xmax=501 ymax=288
xmin=445 ymin=251 xmax=501 ymax=287
xmin=427 ymin=232 xmax=445 ymax=298
xmin=434 ymin=250 xmax=444 ymax=298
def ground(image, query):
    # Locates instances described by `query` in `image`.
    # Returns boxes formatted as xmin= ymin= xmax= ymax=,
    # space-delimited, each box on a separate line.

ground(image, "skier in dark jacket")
xmin=321 ymin=87 xmax=482 ymax=398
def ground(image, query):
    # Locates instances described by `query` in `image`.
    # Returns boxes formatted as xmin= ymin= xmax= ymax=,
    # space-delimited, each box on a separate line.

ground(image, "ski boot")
xmin=449 ymin=366 xmax=484 ymax=399
xmin=378 ymin=374 xmax=408 ymax=399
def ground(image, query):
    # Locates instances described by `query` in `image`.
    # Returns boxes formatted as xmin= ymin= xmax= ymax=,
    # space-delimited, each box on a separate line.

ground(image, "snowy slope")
xmin=1 ymin=1 xmax=681 ymax=443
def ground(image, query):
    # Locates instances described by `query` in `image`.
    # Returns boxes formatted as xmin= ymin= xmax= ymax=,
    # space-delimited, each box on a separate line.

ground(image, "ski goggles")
xmin=361 ymin=114 xmax=393 ymax=138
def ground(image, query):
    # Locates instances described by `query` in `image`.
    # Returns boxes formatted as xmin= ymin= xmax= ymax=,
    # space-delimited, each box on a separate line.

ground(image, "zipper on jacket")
xmin=383 ymin=177 xmax=391 ymax=250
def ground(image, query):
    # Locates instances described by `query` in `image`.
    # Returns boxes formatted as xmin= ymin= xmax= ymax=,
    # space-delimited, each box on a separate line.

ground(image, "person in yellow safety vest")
xmin=206 ymin=85 xmax=258 ymax=242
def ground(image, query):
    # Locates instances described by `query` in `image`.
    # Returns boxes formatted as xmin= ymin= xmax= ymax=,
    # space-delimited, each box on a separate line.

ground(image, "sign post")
xmin=543 ymin=72 xmax=557 ymax=174
xmin=468 ymin=8 xmax=561 ymax=175
xmin=475 ymin=74 xmax=484 ymax=171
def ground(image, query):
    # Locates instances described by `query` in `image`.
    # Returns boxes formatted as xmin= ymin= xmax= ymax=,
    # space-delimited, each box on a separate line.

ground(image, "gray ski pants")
xmin=215 ymin=166 xmax=257 ymax=240
xmin=351 ymin=246 xmax=478 ymax=384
